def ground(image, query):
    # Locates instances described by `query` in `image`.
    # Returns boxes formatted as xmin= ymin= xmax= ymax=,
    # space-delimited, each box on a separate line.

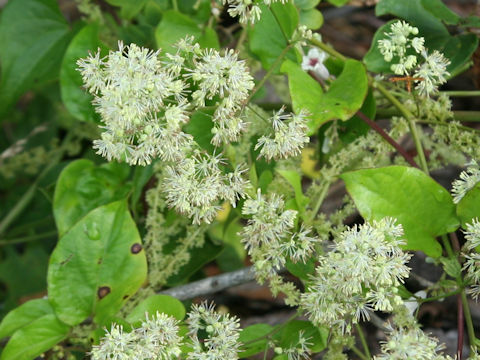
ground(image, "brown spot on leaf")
xmin=130 ymin=243 xmax=142 ymax=254
xmin=97 ymin=286 xmax=111 ymax=299
xmin=123 ymin=294 xmax=129 ymax=300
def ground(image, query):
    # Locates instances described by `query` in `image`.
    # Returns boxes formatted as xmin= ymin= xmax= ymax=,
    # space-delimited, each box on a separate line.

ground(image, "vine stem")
xmin=243 ymin=42 xmax=294 ymax=107
xmin=350 ymin=345 xmax=369 ymax=360
xmin=356 ymin=111 xmax=419 ymax=169
xmin=374 ymin=82 xmax=429 ymax=174
xmin=309 ymin=38 xmax=429 ymax=174
xmin=441 ymin=235 xmax=476 ymax=349
xmin=355 ymin=323 xmax=371 ymax=359
xmin=442 ymin=90 xmax=480 ymax=97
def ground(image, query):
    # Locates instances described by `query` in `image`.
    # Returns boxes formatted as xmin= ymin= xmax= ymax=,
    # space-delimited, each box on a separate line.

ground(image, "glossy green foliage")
xmin=48 ymin=201 xmax=147 ymax=325
xmin=249 ymin=3 xmax=299 ymax=69
xmin=155 ymin=10 xmax=219 ymax=54
xmin=53 ymin=160 xmax=131 ymax=236
xmin=457 ymin=184 xmax=480 ymax=227
xmin=341 ymin=166 xmax=460 ymax=257
xmin=0 ymin=0 xmax=72 ymax=118
xmin=60 ymin=24 xmax=107 ymax=123
xmin=126 ymin=294 xmax=186 ymax=325
xmin=0 ymin=314 xmax=69 ymax=360
xmin=282 ymin=59 xmax=368 ymax=134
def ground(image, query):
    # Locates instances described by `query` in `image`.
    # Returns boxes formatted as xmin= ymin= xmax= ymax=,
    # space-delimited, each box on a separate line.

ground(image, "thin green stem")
xmin=0 ymin=230 xmax=57 ymax=247
xmin=309 ymin=180 xmax=331 ymax=223
xmin=417 ymin=288 xmax=462 ymax=303
xmin=355 ymin=323 xmax=371 ymax=359
xmin=243 ymin=42 xmax=294 ymax=106
xmin=376 ymin=108 xmax=480 ymax=123
xmin=350 ymin=345 xmax=369 ymax=360
xmin=241 ymin=312 xmax=299 ymax=346
xmin=375 ymin=82 xmax=429 ymax=174
xmin=0 ymin=131 xmax=74 ymax=237
xmin=442 ymin=90 xmax=480 ymax=97
xmin=172 ymin=0 xmax=178 ymax=11
xmin=441 ymin=235 xmax=477 ymax=347
xmin=270 ymin=7 xmax=289 ymax=43
xmin=309 ymin=38 xmax=346 ymax=61
xmin=308 ymin=39 xmax=428 ymax=174
xmin=235 ymin=26 xmax=248 ymax=52
xmin=416 ymin=120 xmax=480 ymax=133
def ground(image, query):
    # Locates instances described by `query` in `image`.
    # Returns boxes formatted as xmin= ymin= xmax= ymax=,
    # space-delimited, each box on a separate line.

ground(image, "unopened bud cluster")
xmin=301 ymin=218 xmax=411 ymax=332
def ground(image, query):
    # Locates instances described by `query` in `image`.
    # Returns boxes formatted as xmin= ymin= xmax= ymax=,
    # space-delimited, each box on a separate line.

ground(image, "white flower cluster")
xmin=241 ymin=190 xmax=318 ymax=304
xmin=187 ymin=302 xmax=241 ymax=360
xmin=187 ymin=48 xmax=254 ymax=145
xmin=222 ymin=0 xmax=288 ymax=24
xmin=77 ymin=38 xmax=254 ymax=165
xmin=301 ymin=218 xmax=411 ymax=332
xmin=255 ymin=108 xmax=310 ymax=161
xmin=378 ymin=20 xmax=450 ymax=95
xmin=375 ymin=325 xmax=453 ymax=360
xmin=378 ymin=21 xmax=424 ymax=75
xmin=91 ymin=312 xmax=182 ymax=360
xmin=92 ymin=303 xmax=241 ymax=360
xmin=451 ymin=160 xmax=480 ymax=203
xmin=164 ymin=151 xmax=249 ymax=224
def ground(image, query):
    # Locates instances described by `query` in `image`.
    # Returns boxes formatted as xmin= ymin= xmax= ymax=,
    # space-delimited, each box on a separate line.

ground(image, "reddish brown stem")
xmin=355 ymin=111 xmax=420 ymax=169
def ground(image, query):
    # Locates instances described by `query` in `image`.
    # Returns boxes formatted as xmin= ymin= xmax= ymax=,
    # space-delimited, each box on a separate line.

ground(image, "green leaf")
xmin=239 ymin=324 xmax=273 ymax=357
xmin=285 ymin=257 xmax=316 ymax=281
xmin=275 ymin=320 xmax=328 ymax=353
xmin=294 ymin=0 xmax=320 ymax=10
xmin=126 ymin=295 xmax=186 ymax=325
xmin=338 ymin=88 xmax=376 ymax=144
xmin=53 ymin=160 xmax=131 ymax=236
xmin=341 ymin=166 xmax=460 ymax=257
xmin=364 ymin=0 xmax=478 ymax=76
xmin=420 ymin=0 xmax=460 ymax=25
xmin=327 ymin=0 xmax=349 ymax=5
xmin=457 ymin=184 xmax=480 ymax=227
xmin=277 ymin=169 xmax=309 ymax=217
xmin=0 ymin=299 xmax=53 ymax=339
xmin=0 ymin=314 xmax=70 ymax=360
xmin=60 ymin=24 xmax=107 ymax=122
xmin=299 ymin=8 xmax=323 ymax=30
xmin=155 ymin=10 xmax=218 ymax=54
xmin=184 ymin=109 xmax=215 ymax=153
xmin=0 ymin=0 xmax=72 ymax=118
xmin=249 ymin=3 xmax=299 ymax=69
xmin=106 ymin=0 xmax=148 ymax=19
xmin=48 ymin=201 xmax=148 ymax=326
xmin=282 ymin=59 xmax=368 ymax=134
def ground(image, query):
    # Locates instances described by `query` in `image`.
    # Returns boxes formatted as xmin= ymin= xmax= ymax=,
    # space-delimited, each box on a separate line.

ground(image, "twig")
xmin=158 ymin=266 xmax=256 ymax=300
xmin=356 ymin=111 xmax=420 ymax=169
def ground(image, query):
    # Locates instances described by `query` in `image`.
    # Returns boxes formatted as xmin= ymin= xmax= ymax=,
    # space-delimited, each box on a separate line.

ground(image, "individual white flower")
xmin=301 ymin=48 xmax=330 ymax=80
xmin=451 ymin=160 xmax=480 ymax=203
xmin=414 ymin=50 xmax=450 ymax=96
